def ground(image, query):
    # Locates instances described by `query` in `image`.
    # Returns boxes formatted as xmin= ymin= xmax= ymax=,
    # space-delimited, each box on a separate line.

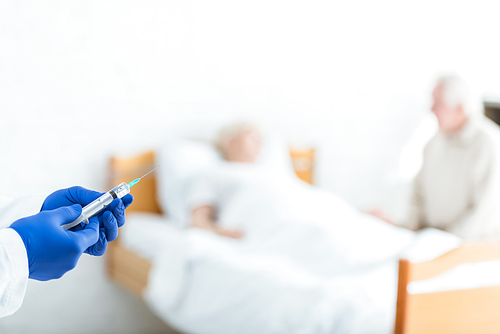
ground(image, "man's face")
xmin=224 ymin=129 xmax=262 ymax=163
xmin=431 ymin=83 xmax=466 ymax=133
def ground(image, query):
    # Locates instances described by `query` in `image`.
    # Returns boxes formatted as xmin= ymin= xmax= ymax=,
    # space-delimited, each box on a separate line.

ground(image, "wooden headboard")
xmin=108 ymin=150 xmax=162 ymax=214
xmin=290 ymin=148 xmax=315 ymax=184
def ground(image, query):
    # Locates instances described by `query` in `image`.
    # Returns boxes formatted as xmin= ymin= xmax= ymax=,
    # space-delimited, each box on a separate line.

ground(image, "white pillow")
xmin=156 ymin=139 xmax=221 ymax=225
xmin=257 ymin=133 xmax=295 ymax=176
xmin=156 ymin=134 xmax=295 ymax=226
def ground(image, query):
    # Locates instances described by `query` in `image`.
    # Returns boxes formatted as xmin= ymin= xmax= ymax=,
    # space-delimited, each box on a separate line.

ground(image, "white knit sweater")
xmin=409 ymin=115 xmax=500 ymax=239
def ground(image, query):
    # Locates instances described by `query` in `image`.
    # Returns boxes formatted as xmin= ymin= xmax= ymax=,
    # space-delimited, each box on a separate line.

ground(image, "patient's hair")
xmin=216 ymin=121 xmax=263 ymax=151
xmin=436 ymin=75 xmax=475 ymax=115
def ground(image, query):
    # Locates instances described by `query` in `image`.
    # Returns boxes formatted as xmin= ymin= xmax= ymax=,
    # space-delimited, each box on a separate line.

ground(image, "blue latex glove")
xmin=10 ymin=205 xmax=100 ymax=281
xmin=41 ymin=186 xmax=133 ymax=256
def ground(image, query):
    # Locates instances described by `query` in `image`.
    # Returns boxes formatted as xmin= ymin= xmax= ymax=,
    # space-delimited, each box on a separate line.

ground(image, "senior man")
xmin=409 ymin=75 xmax=500 ymax=239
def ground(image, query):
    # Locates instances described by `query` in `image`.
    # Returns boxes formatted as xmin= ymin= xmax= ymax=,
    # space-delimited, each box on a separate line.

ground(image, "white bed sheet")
xmin=408 ymin=260 xmax=500 ymax=294
xmin=121 ymin=212 xmax=182 ymax=261
xmin=121 ymin=214 xmax=489 ymax=295
xmin=120 ymin=168 xmax=465 ymax=334
xmin=123 ymin=213 xmax=404 ymax=334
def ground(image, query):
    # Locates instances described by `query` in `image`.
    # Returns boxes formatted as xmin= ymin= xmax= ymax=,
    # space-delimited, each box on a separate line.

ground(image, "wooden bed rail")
xmin=395 ymin=241 xmax=500 ymax=334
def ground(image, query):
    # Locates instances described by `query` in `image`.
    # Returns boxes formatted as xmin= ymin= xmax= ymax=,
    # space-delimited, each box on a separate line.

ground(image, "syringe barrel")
xmin=61 ymin=182 xmax=130 ymax=230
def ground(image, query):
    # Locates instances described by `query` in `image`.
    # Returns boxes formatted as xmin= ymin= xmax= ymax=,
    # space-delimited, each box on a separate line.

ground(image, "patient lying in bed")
xmin=189 ymin=122 xmax=262 ymax=239
xmin=186 ymin=122 xmax=415 ymax=275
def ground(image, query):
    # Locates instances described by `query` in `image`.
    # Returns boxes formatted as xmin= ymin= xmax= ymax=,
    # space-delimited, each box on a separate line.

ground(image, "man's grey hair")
xmin=436 ymin=75 xmax=476 ymax=115
xmin=216 ymin=121 xmax=263 ymax=150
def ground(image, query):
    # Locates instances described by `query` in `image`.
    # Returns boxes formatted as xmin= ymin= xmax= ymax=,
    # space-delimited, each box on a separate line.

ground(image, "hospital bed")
xmin=106 ymin=147 xmax=316 ymax=298
xmin=107 ymin=148 xmax=500 ymax=333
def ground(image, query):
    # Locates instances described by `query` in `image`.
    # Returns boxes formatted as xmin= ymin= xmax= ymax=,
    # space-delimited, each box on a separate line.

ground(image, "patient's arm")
xmin=365 ymin=209 xmax=395 ymax=225
xmin=191 ymin=205 xmax=243 ymax=239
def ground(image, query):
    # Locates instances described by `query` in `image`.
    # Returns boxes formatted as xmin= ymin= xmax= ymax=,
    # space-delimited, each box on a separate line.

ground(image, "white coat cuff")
xmin=0 ymin=229 xmax=29 ymax=317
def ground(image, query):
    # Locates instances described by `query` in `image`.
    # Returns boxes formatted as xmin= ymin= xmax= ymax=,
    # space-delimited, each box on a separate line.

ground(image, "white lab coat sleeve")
xmin=0 ymin=194 xmax=46 ymax=318
xmin=0 ymin=228 xmax=29 ymax=318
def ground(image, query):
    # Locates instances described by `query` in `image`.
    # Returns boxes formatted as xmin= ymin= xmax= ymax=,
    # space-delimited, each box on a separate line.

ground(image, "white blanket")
xmin=122 ymin=168 xmax=459 ymax=334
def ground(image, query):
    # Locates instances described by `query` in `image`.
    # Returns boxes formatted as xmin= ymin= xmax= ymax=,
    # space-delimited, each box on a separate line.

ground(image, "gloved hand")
xmin=10 ymin=205 xmax=100 ymax=281
xmin=41 ymin=186 xmax=134 ymax=256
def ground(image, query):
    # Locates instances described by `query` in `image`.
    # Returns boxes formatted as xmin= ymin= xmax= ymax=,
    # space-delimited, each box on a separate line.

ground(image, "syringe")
xmin=61 ymin=166 xmax=159 ymax=230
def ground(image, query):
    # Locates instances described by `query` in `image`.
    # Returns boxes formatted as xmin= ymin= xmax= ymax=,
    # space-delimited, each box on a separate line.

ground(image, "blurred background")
xmin=0 ymin=0 xmax=499 ymax=333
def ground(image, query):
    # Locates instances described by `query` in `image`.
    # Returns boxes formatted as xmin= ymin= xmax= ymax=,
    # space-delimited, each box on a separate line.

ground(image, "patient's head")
xmin=431 ymin=75 xmax=472 ymax=134
xmin=217 ymin=122 xmax=262 ymax=163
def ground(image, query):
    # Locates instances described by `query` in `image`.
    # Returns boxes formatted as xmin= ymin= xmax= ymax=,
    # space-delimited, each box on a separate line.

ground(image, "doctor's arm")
xmin=0 ymin=206 xmax=99 ymax=318
xmin=0 ymin=186 xmax=133 ymax=318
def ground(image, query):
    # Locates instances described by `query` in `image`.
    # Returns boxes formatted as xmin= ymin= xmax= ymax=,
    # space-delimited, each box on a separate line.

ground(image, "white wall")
xmin=1 ymin=0 xmax=499 ymax=332
xmin=1 ymin=1 xmax=499 ymax=205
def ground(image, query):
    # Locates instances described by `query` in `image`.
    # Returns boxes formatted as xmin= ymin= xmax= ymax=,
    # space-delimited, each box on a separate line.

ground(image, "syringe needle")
xmin=138 ymin=165 xmax=160 ymax=180
xmin=128 ymin=165 xmax=160 ymax=188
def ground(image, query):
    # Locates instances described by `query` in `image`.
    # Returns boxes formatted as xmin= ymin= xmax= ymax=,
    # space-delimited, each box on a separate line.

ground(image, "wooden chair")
xmin=395 ymin=242 xmax=500 ymax=334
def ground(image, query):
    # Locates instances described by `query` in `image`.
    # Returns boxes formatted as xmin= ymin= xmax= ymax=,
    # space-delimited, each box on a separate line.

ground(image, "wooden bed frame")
xmin=108 ymin=148 xmax=500 ymax=334
xmin=106 ymin=148 xmax=315 ymax=297
xmin=395 ymin=242 xmax=500 ymax=334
